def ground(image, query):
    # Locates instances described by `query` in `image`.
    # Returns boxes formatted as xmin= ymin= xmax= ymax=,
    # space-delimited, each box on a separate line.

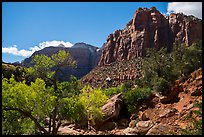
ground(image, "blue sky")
xmin=2 ymin=2 xmax=202 ymax=63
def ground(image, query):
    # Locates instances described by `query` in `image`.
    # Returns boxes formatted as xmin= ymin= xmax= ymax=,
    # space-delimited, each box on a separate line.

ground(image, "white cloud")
xmin=2 ymin=46 xmax=33 ymax=57
xmin=2 ymin=40 xmax=73 ymax=57
xmin=167 ymin=2 xmax=202 ymax=19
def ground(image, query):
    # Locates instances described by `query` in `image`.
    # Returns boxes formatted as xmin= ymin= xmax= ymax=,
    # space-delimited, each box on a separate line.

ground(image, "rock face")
xmin=21 ymin=43 xmax=101 ymax=81
xmin=182 ymin=68 xmax=202 ymax=96
xmin=98 ymin=7 xmax=202 ymax=66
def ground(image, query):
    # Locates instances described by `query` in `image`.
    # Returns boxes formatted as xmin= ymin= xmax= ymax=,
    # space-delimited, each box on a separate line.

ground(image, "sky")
xmin=2 ymin=2 xmax=202 ymax=63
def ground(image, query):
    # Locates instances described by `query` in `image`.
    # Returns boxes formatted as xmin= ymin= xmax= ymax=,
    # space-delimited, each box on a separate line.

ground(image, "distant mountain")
xmin=21 ymin=42 xmax=101 ymax=81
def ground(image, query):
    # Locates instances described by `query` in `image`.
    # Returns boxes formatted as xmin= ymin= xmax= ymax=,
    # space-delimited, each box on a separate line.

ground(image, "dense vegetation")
xmin=2 ymin=41 xmax=202 ymax=135
xmin=2 ymin=50 xmax=108 ymax=135
xmin=136 ymin=41 xmax=202 ymax=95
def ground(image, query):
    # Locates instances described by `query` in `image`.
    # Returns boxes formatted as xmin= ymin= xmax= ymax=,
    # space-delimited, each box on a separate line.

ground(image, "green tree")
xmin=28 ymin=50 xmax=77 ymax=134
xmin=2 ymin=76 xmax=55 ymax=134
xmin=139 ymin=41 xmax=202 ymax=95
xmin=79 ymin=85 xmax=108 ymax=130
xmin=3 ymin=50 xmax=78 ymax=135
xmin=172 ymin=41 xmax=202 ymax=78
xmin=140 ymin=47 xmax=173 ymax=94
xmin=142 ymin=47 xmax=173 ymax=80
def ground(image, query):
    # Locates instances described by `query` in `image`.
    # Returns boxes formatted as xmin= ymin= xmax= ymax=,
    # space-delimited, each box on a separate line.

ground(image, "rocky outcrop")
xmin=79 ymin=93 xmax=124 ymax=131
xmin=81 ymin=7 xmax=202 ymax=87
xmin=168 ymin=13 xmax=202 ymax=46
xmin=21 ymin=43 xmax=101 ymax=81
xmin=99 ymin=7 xmax=202 ymax=66
xmin=182 ymin=68 xmax=202 ymax=96
xmin=100 ymin=93 xmax=123 ymax=122
xmin=92 ymin=93 xmax=123 ymax=130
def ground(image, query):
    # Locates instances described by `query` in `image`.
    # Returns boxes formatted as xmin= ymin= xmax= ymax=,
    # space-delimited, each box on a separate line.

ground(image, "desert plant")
xmin=124 ymin=87 xmax=152 ymax=113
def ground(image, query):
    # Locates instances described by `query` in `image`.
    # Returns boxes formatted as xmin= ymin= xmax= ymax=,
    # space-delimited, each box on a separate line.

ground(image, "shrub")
xmin=172 ymin=41 xmax=202 ymax=77
xmin=139 ymin=41 xmax=202 ymax=95
xmin=124 ymin=87 xmax=152 ymax=113
xmin=152 ymin=77 xmax=170 ymax=95
xmin=104 ymin=86 xmax=122 ymax=97
xmin=79 ymin=85 xmax=108 ymax=128
xmin=121 ymin=80 xmax=134 ymax=92
xmin=60 ymin=95 xmax=85 ymax=122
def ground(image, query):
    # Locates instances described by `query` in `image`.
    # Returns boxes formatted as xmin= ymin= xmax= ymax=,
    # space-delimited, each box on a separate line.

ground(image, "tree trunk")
xmin=52 ymin=107 xmax=57 ymax=135
xmin=48 ymin=114 xmax=52 ymax=134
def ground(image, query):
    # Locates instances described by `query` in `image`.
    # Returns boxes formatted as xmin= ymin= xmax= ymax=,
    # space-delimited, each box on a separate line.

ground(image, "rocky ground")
xmin=58 ymin=68 xmax=202 ymax=135
xmin=81 ymin=57 xmax=142 ymax=88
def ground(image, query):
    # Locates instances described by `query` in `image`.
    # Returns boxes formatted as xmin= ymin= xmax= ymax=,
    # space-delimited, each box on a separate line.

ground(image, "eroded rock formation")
xmin=99 ymin=7 xmax=202 ymax=66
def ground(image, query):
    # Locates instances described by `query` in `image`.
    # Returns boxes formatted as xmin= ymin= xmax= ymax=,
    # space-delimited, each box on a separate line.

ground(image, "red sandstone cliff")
xmin=98 ymin=7 xmax=202 ymax=66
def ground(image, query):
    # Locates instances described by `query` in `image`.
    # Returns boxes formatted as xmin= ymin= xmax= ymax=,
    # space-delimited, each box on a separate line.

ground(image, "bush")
xmin=140 ymin=41 xmax=202 ymax=95
xmin=152 ymin=77 xmax=170 ymax=95
xmin=103 ymin=80 xmax=134 ymax=98
xmin=60 ymin=95 xmax=85 ymax=122
xmin=58 ymin=75 xmax=81 ymax=98
xmin=121 ymin=80 xmax=134 ymax=91
xmin=124 ymin=87 xmax=152 ymax=113
xmin=79 ymin=85 xmax=108 ymax=128
xmin=104 ymin=86 xmax=122 ymax=97
xmin=172 ymin=41 xmax=202 ymax=77
xmin=2 ymin=110 xmax=35 ymax=135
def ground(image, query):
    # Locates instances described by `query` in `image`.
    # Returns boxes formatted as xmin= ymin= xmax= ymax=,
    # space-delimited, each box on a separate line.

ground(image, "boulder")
xmin=100 ymin=93 xmax=123 ymax=122
xmin=135 ymin=120 xmax=154 ymax=135
xmin=94 ymin=93 xmax=123 ymax=130
xmin=139 ymin=111 xmax=149 ymax=121
xmin=159 ymin=108 xmax=178 ymax=118
xmin=98 ymin=121 xmax=117 ymax=131
xmin=123 ymin=127 xmax=138 ymax=135
xmin=129 ymin=120 xmax=137 ymax=128
xmin=146 ymin=123 xmax=171 ymax=135
xmin=57 ymin=126 xmax=83 ymax=135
